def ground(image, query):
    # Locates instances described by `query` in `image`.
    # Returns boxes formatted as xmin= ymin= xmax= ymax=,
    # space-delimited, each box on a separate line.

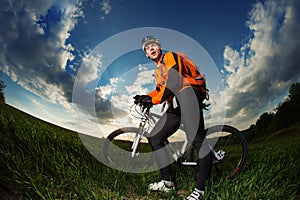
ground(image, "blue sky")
xmin=1 ymin=0 xmax=300 ymax=138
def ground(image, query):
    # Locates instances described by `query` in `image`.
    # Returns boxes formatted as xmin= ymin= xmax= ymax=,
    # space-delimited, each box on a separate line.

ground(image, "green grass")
xmin=0 ymin=104 xmax=299 ymax=199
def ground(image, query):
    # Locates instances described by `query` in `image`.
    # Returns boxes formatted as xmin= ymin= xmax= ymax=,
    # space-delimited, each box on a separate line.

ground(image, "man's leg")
xmin=148 ymin=110 xmax=180 ymax=181
xmin=177 ymin=88 xmax=213 ymax=191
xmin=190 ymin=106 xmax=212 ymax=191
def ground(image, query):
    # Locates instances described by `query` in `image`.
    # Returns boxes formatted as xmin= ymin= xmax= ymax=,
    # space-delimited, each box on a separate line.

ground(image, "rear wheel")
xmin=187 ymin=125 xmax=248 ymax=179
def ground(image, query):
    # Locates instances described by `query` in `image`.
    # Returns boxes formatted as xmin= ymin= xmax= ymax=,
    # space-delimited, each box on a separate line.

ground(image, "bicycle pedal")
xmin=181 ymin=161 xmax=197 ymax=166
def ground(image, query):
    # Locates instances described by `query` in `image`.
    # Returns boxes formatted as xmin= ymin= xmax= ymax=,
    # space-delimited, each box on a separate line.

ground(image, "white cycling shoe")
xmin=148 ymin=180 xmax=175 ymax=193
xmin=186 ymin=188 xmax=204 ymax=200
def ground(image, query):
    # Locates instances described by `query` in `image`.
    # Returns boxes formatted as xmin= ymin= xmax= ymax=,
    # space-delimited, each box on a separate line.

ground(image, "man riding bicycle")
xmin=134 ymin=36 xmax=213 ymax=200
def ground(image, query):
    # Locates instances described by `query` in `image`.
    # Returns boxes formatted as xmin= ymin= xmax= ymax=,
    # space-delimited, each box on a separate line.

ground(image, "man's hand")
xmin=133 ymin=95 xmax=153 ymax=106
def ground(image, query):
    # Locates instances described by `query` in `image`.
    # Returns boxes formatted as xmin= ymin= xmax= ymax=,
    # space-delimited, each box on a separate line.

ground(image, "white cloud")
xmin=98 ymin=0 xmax=112 ymax=20
xmin=0 ymin=0 xmax=84 ymax=110
xmin=223 ymin=47 xmax=241 ymax=74
xmin=88 ymin=65 xmax=160 ymax=133
xmin=78 ymin=52 xmax=102 ymax=86
xmin=101 ymin=0 xmax=112 ymax=15
xmin=223 ymin=0 xmax=300 ymax=129
xmin=125 ymin=68 xmax=154 ymax=95
xmin=97 ymin=85 xmax=112 ymax=99
xmin=96 ymin=77 xmax=120 ymax=99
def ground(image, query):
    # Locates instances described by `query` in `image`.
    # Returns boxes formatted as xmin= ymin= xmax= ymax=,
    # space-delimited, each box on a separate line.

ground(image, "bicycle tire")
xmin=103 ymin=127 xmax=154 ymax=169
xmin=186 ymin=125 xmax=248 ymax=179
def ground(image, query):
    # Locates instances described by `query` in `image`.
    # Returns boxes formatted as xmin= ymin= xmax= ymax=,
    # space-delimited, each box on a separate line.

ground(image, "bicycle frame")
xmin=104 ymin=103 xmax=247 ymax=179
xmin=167 ymin=135 xmax=225 ymax=166
xmin=128 ymin=104 xmax=227 ymax=166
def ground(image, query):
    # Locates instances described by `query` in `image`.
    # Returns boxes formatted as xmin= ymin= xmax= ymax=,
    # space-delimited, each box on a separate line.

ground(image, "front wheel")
xmin=187 ymin=125 xmax=248 ymax=179
xmin=103 ymin=127 xmax=154 ymax=170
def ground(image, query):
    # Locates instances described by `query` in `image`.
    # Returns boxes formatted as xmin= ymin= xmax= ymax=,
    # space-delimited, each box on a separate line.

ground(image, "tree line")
xmin=243 ymin=82 xmax=300 ymax=141
xmin=0 ymin=73 xmax=5 ymax=104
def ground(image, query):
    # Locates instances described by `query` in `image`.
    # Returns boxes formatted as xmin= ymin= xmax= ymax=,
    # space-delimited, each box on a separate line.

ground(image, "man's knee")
xmin=191 ymin=134 xmax=205 ymax=150
xmin=148 ymin=136 xmax=165 ymax=150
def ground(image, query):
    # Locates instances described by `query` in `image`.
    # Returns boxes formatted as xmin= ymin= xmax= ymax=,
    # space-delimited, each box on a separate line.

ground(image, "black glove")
xmin=133 ymin=95 xmax=153 ymax=106
xmin=133 ymin=95 xmax=142 ymax=104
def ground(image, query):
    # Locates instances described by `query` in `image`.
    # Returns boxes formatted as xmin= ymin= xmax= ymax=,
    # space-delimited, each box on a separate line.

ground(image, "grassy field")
xmin=0 ymin=104 xmax=299 ymax=199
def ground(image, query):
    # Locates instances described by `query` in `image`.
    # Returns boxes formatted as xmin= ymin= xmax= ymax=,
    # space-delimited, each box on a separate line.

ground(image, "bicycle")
xmin=103 ymin=100 xmax=248 ymax=179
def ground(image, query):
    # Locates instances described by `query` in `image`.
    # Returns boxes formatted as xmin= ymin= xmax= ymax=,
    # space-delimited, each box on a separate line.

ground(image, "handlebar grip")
xmin=133 ymin=95 xmax=152 ymax=106
xmin=133 ymin=98 xmax=152 ymax=111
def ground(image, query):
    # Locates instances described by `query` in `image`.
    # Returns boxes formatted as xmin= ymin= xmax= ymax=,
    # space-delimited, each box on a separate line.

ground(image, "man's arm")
xmin=151 ymin=52 xmax=181 ymax=104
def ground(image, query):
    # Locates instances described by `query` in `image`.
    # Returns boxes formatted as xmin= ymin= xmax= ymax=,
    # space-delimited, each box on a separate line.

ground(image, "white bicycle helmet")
xmin=141 ymin=36 xmax=161 ymax=51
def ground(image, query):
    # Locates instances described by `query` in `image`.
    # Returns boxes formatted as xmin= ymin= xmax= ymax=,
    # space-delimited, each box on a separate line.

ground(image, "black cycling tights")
xmin=148 ymin=88 xmax=212 ymax=190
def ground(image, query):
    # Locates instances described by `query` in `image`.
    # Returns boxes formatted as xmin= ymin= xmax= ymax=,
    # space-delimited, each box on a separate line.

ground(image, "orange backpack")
xmin=176 ymin=52 xmax=209 ymax=100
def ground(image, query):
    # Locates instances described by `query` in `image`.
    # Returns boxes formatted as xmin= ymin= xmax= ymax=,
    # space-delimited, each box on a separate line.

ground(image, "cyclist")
xmin=134 ymin=36 xmax=213 ymax=200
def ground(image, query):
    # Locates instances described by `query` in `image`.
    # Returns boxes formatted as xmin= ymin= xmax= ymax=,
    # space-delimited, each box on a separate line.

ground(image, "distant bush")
xmin=244 ymin=82 xmax=300 ymax=141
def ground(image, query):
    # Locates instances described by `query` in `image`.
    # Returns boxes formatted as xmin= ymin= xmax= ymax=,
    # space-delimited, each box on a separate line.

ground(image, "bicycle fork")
xmin=130 ymin=120 xmax=146 ymax=157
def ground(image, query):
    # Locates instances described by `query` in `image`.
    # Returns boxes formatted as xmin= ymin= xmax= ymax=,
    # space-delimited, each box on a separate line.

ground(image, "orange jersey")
xmin=147 ymin=52 xmax=202 ymax=104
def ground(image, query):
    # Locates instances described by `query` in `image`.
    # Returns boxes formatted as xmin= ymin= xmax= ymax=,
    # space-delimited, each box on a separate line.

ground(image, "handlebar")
xmin=134 ymin=102 xmax=152 ymax=116
xmin=133 ymin=95 xmax=153 ymax=112
xmin=130 ymin=99 xmax=161 ymax=132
